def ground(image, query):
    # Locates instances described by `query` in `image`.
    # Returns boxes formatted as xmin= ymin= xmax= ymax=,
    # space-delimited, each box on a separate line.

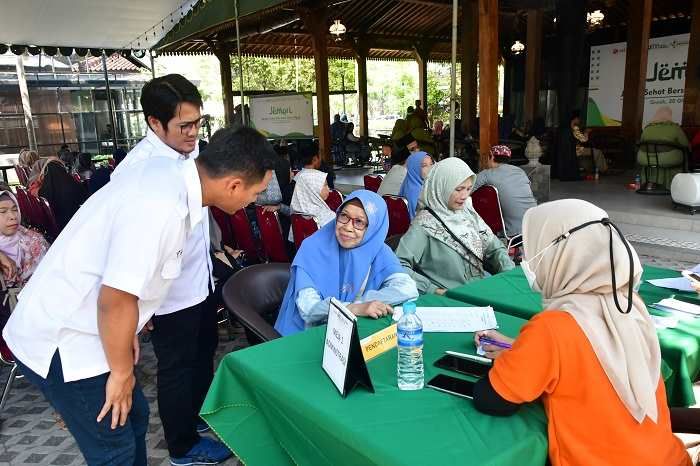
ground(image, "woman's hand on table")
xmin=348 ymin=301 xmax=393 ymax=319
xmin=474 ymin=330 xmax=515 ymax=359
xmin=435 ymin=288 xmax=447 ymax=296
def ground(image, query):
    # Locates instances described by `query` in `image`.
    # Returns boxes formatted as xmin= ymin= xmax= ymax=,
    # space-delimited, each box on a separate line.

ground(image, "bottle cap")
xmin=402 ymin=301 xmax=417 ymax=314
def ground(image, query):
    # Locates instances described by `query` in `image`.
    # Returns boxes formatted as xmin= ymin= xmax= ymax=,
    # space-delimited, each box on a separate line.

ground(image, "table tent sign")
xmin=322 ymin=298 xmax=374 ymax=397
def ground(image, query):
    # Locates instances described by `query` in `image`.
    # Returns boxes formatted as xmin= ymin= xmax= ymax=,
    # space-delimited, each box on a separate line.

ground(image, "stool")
xmin=671 ymin=173 xmax=700 ymax=215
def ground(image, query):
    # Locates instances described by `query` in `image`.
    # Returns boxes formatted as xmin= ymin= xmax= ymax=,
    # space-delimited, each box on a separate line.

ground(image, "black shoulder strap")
xmin=424 ymin=207 xmax=485 ymax=266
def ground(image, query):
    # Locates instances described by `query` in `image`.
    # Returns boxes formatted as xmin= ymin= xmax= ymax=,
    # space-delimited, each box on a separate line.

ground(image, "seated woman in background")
xmin=378 ymin=147 xmax=410 ymax=197
xmin=18 ymin=149 xmax=39 ymax=170
xmin=275 ymin=190 xmax=418 ymax=336
xmin=289 ymin=168 xmax=334 ymax=241
xmin=571 ymin=110 xmax=608 ymax=174
xmin=29 ymin=158 xmax=87 ymax=232
xmin=638 ymin=106 xmax=690 ymax=189
xmin=0 ymin=189 xmax=49 ymax=288
xmin=396 ymin=158 xmax=514 ymax=295
xmin=399 ymin=150 xmax=433 ymax=219
xmin=472 ymin=199 xmax=690 ymax=466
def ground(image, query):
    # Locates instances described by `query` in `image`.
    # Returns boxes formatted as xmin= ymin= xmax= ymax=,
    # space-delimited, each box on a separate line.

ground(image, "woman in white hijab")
xmin=471 ymin=199 xmax=690 ymax=466
xmin=289 ymin=169 xmax=335 ymax=241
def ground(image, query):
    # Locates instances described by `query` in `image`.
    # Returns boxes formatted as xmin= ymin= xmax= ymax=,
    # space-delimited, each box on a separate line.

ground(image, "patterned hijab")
xmin=414 ymin=158 xmax=483 ymax=268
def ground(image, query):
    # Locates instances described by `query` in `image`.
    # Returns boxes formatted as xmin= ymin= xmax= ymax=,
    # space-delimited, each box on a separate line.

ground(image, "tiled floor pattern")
xmin=1 ymin=253 xmax=699 ymax=465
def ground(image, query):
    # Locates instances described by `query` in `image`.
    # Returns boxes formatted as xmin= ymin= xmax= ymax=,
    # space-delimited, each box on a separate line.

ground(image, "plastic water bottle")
xmin=634 ymin=174 xmax=641 ymax=190
xmin=397 ymin=301 xmax=424 ymax=390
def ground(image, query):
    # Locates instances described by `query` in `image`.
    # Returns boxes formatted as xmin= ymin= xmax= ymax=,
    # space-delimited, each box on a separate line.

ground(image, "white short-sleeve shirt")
xmin=112 ymin=129 xmax=214 ymax=315
xmin=3 ymin=156 xmax=203 ymax=382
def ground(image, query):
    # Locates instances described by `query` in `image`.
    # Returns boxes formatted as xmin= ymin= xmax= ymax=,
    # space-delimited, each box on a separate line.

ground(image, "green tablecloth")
xmin=201 ymin=295 xmax=548 ymax=466
xmin=446 ymin=265 xmax=700 ymax=407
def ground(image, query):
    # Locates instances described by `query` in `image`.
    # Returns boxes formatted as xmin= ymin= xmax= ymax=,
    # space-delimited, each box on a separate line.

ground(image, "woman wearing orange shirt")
xmin=472 ymin=199 xmax=691 ymax=466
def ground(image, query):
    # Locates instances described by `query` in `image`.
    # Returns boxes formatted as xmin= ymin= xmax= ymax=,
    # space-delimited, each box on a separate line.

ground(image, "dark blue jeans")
xmin=17 ymin=352 xmax=149 ymax=466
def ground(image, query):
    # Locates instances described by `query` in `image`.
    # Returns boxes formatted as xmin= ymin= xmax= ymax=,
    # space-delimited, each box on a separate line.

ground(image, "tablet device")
xmin=427 ymin=374 xmax=476 ymax=399
xmin=434 ymin=354 xmax=490 ymax=378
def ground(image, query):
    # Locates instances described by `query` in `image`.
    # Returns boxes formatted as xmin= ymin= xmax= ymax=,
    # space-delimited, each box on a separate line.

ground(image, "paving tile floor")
xmin=0 ymin=252 xmax=698 ymax=465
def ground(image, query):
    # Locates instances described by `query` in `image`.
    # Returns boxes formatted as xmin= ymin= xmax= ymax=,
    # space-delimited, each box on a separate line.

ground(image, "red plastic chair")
xmin=382 ymin=195 xmax=410 ymax=238
xmin=471 ymin=185 xmax=506 ymax=237
xmin=37 ymin=197 xmax=59 ymax=241
xmin=15 ymin=187 xmax=43 ymax=230
xmin=471 ymin=185 xmax=522 ymax=260
xmin=255 ymin=206 xmax=290 ymax=263
xmin=325 ymin=189 xmax=343 ymax=211
xmin=13 ymin=165 xmax=29 ymax=187
xmin=230 ymin=208 xmax=261 ymax=263
xmin=363 ymin=174 xmax=383 ymax=193
xmin=290 ymin=213 xmax=319 ymax=250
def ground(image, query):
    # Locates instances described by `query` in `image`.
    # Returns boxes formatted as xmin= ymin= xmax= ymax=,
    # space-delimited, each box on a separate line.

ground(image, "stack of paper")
xmin=392 ymin=306 xmax=498 ymax=332
xmin=647 ymin=264 xmax=700 ymax=292
xmin=653 ymin=298 xmax=700 ymax=318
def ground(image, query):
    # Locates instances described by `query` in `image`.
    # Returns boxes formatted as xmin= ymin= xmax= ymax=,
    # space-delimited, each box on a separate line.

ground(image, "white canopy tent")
xmin=0 ymin=0 xmax=199 ymax=50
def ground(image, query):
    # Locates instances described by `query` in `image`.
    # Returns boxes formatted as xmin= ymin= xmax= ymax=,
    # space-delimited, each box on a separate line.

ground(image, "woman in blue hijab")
xmin=399 ymin=151 xmax=433 ymax=219
xmin=275 ymin=190 xmax=418 ymax=336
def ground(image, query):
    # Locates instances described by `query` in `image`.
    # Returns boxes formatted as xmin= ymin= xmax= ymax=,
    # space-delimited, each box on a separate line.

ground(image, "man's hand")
xmin=97 ymin=371 xmax=135 ymax=429
xmin=262 ymin=205 xmax=281 ymax=213
xmin=97 ymin=285 xmax=139 ymax=430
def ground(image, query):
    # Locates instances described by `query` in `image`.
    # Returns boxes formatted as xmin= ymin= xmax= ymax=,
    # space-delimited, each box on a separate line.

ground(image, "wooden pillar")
xmin=478 ymin=0 xmax=499 ymax=169
xmin=461 ymin=0 xmax=478 ymax=135
xmin=413 ymin=42 xmax=432 ymax=112
xmin=353 ymin=39 xmax=370 ymax=138
xmin=524 ymin=9 xmax=543 ymax=126
xmin=621 ymin=0 xmax=652 ymax=151
xmin=211 ymin=44 xmax=234 ymax=127
xmin=299 ymin=7 xmax=332 ymax=162
xmin=683 ymin=0 xmax=700 ymax=127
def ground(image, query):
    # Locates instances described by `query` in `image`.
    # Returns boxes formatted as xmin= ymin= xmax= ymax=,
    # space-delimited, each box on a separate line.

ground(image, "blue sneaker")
xmin=170 ymin=437 xmax=232 ymax=465
xmin=196 ymin=422 xmax=210 ymax=434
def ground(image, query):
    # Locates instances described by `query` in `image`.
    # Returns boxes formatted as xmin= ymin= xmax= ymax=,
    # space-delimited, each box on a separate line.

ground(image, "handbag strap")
xmin=424 ymin=207 xmax=485 ymax=267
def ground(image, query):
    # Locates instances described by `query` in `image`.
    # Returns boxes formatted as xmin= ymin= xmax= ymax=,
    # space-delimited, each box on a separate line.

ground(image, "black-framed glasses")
xmin=178 ymin=116 xmax=206 ymax=135
xmin=337 ymin=212 xmax=368 ymax=230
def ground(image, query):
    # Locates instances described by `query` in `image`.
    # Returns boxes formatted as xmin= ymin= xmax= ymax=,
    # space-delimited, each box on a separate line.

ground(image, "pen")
xmin=479 ymin=337 xmax=512 ymax=349
xmin=445 ymin=350 xmax=492 ymax=365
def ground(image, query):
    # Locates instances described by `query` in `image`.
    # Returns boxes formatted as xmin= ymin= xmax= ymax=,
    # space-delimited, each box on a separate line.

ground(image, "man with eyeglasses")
xmin=111 ymin=74 xmax=230 ymax=465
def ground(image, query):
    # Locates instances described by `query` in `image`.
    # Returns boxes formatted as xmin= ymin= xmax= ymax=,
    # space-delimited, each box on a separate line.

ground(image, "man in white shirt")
xmin=111 ymin=74 xmax=228 ymax=465
xmin=3 ymin=125 xmax=275 ymax=465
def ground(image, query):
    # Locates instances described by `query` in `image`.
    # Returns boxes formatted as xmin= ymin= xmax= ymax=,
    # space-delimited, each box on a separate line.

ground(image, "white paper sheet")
xmin=647 ymin=277 xmax=695 ymax=292
xmin=651 ymin=315 xmax=679 ymax=329
xmin=392 ymin=306 xmax=498 ymax=332
xmin=654 ymin=298 xmax=700 ymax=316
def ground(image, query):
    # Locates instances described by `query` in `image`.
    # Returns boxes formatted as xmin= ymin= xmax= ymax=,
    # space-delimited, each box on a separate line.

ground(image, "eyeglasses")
xmin=337 ymin=212 xmax=368 ymax=230
xmin=177 ymin=116 xmax=206 ymax=135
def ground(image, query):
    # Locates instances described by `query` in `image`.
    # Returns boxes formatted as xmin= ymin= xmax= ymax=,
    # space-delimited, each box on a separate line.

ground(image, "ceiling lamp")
xmin=587 ymin=9 xmax=605 ymax=26
xmin=511 ymin=40 xmax=525 ymax=55
xmin=329 ymin=19 xmax=347 ymax=42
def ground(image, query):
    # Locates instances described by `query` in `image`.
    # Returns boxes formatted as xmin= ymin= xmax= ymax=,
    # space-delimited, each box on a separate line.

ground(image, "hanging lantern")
xmin=587 ymin=10 xmax=605 ymax=26
xmin=329 ymin=19 xmax=347 ymax=42
xmin=510 ymin=40 xmax=525 ymax=55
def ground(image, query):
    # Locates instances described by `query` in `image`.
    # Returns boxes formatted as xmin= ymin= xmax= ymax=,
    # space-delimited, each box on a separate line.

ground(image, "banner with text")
xmin=587 ymin=33 xmax=689 ymax=127
xmin=249 ymin=93 xmax=314 ymax=139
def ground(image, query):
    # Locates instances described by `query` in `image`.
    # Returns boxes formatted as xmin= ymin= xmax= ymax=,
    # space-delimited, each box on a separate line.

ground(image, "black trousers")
xmin=151 ymin=293 xmax=218 ymax=457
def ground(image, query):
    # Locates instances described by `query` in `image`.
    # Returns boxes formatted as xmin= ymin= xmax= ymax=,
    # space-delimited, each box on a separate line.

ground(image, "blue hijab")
xmin=399 ymin=151 xmax=429 ymax=219
xmin=274 ymin=190 xmax=403 ymax=336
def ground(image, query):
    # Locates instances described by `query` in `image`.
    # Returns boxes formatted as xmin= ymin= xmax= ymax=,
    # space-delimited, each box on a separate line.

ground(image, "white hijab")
xmin=291 ymin=169 xmax=335 ymax=227
xmin=523 ymin=199 xmax=661 ymax=424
